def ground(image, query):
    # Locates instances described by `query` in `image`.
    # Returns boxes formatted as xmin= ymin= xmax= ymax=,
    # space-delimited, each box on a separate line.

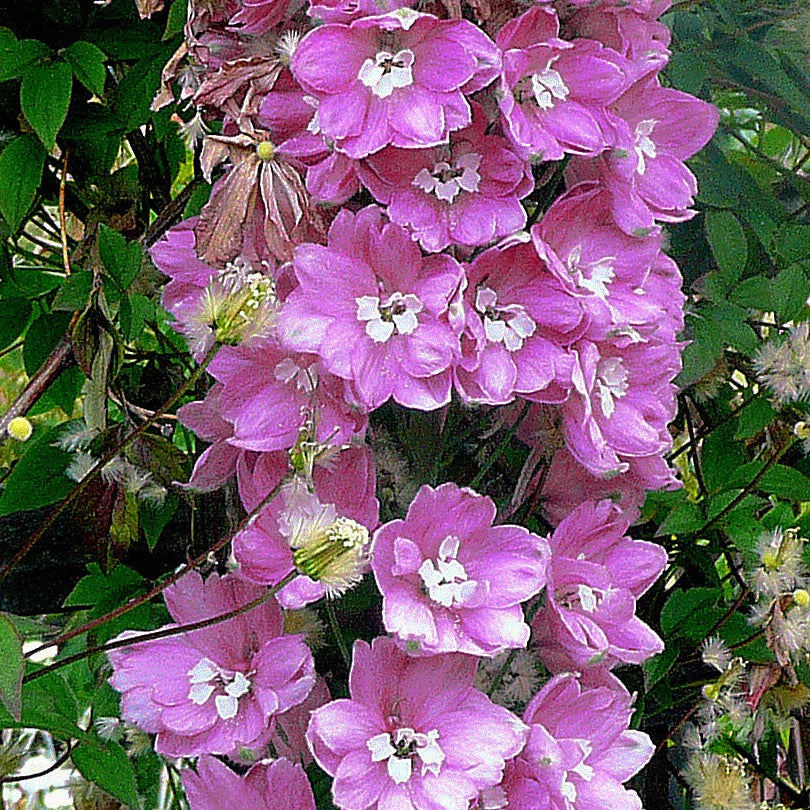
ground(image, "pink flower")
xmin=455 ymin=237 xmax=585 ymax=405
xmin=234 ymin=446 xmax=380 ymax=607
xmin=358 ymin=104 xmax=533 ymax=252
xmin=291 ymin=8 xmax=500 ymax=157
xmin=561 ymin=338 xmax=680 ymax=479
xmin=270 ymin=677 xmax=331 ymax=765
xmin=532 ymin=500 xmax=666 ymax=671
xmin=182 ymin=754 xmax=316 ymax=810
xmin=496 ymin=673 xmax=654 ymax=809
xmin=207 ymin=337 xmax=367 ymax=453
xmin=567 ymin=74 xmax=718 ymax=234
xmin=372 ymin=483 xmax=550 ymax=656
xmin=497 ymin=5 xmax=629 ymax=160
xmin=306 ymin=636 xmax=528 ymax=809
xmin=278 ymin=206 xmax=464 ymax=411
xmin=108 ymin=572 xmax=315 ymax=757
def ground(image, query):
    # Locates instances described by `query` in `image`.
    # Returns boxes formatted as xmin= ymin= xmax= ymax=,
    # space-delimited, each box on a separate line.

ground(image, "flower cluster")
xmin=107 ymin=0 xmax=717 ymax=805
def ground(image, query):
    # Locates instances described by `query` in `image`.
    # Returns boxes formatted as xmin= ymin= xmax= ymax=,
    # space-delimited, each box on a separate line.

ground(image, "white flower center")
xmin=557 ymin=583 xmax=602 ymax=614
xmin=418 ymin=535 xmax=477 ymax=608
xmin=475 ymin=287 xmax=536 ymax=352
xmin=359 ymin=49 xmax=415 ymax=98
xmin=634 ymin=119 xmax=658 ymax=175
xmin=367 ymin=727 xmax=445 ymax=784
xmin=530 ymin=58 xmax=569 ymax=110
xmin=538 ymin=739 xmax=594 ymax=806
xmin=413 ymin=152 xmax=482 ymax=203
xmin=566 ymin=245 xmax=616 ymax=299
xmin=274 ymin=357 xmax=317 ymax=392
xmin=595 ymin=356 xmax=629 ymax=419
xmin=356 ymin=291 xmax=424 ymax=343
xmin=187 ymin=658 xmax=252 ymax=720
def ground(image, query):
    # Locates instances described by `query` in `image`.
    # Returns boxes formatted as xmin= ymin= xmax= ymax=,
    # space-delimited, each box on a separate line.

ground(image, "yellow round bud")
xmin=794 ymin=589 xmax=810 ymax=608
xmin=256 ymin=141 xmax=276 ymax=161
xmin=795 ymin=421 xmax=810 ymax=440
xmin=7 ymin=417 xmax=32 ymax=442
xmin=761 ymin=549 xmax=780 ymax=570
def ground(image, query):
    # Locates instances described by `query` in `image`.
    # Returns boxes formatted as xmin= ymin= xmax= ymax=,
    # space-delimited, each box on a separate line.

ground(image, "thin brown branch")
xmin=59 ymin=149 xmax=71 ymax=277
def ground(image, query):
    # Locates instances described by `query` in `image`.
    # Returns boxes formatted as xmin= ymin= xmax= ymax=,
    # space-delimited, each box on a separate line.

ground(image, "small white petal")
xmin=367 ymin=733 xmax=396 ymax=762
xmin=188 ymin=658 xmax=219 ymax=683
xmin=215 ymin=694 xmax=239 ymax=720
xmin=365 ymin=318 xmax=396 ymax=343
xmin=356 ymin=295 xmax=381 ymax=321
xmin=188 ymin=682 xmax=216 ymax=706
xmin=387 ymin=756 xmax=413 ymax=785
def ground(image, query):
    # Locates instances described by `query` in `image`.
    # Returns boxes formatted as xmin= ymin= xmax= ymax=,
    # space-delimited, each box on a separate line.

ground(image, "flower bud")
xmin=794 ymin=588 xmax=810 ymax=608
xmin=7 ymin=416 xmax=32 ymax=441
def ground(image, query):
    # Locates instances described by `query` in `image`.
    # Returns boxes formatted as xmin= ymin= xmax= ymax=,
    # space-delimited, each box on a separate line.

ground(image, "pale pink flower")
xmin=358 ymin=104 xmax=533 ymax=252
xmin=372 ymin=482 xmax=550 ymax=656
xmin=291 ymin=8 xmax=500 ymax=157
xmin=306 ymin=636 xmax=528 ymax=809
xmin=278 ymin=206 xmax=464 ymax=411
xmin=108 ymin=572 xmax=315 ymax=757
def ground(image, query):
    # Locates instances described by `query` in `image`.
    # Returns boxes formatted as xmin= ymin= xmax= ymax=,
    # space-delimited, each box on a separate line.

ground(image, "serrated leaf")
xmin=52 ymin=271 xmax=94 ymax=311
xmin=98 ymin=224 xmax=142 ymax=290
xmin=0 ymin=135 xmax=46 ymax=232
xmin=772 ymin=264 xmax=810 ymax=323
xmin=660 ymin=587 xmax=722 ymax=639
xmin=0 ymin=614 xmax=23 ymax=720
xmin=734 ymin=397 xmax=776 ymax=439
xmin=64 ymin=40 xmax=107 ymax=96
xmin=706 ymin=210 xmax=747 ymax=281
xmin=0 ymin=36 xmax=50 ymax=82
xmin=759 ymin=465 xmax=810 ymax=501
xmin=20 ymin=60 xmax=73 ymax=149
xmin=771 ymin=224 xmax=810 ymax=265
xmin=657 ymin=500 xmax=704 ymax=536
xmin=72 ymin=740 xmax=140 ymax=809
xmin=0 ymin=426 xmax=74 ymax=515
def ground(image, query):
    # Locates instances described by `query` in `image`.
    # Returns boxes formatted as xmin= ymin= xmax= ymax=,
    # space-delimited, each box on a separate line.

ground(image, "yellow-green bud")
xmin=7 ymin=417 xmax=32 ymax=442
xmin=794 ymin=588 xmax=810 ymax=608
xmin=762 ymin=549 xmax=780 ymax=570
xmin=256 ymin=141 xmax=276 ymax=161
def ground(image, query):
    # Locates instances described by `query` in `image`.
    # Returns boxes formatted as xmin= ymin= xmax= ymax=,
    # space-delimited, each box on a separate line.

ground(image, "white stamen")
xmin=531 ymin=58 xmax=569 ymax=110
xmin=577 ymin=584 xmax=598 ymax=613
xmin=475 ymin=287 xmax=536 ymax=352
xmin=634 ymin=119 xmax=658 ymax=175
xmin=274 ymin=358 xmax=317 ymax=392
xmin=567 ymin=245 xmax=616 ymax=299
xmin=413 ymin=153 xmax=482 ymax=204
xmin=359 ymin=49 xmax=415 ymax=98
xmin=356 ymin=292 xmax=424 ymax=343
xmin=418 ymin=535 xmax=477 ymax=608
xmin=595 ymin=356 xmax=629 ymax=419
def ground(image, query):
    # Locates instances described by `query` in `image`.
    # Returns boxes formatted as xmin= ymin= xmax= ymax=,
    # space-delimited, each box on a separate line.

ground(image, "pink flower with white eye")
xmin=182 ymin=754 xmax=316 ymax=810
xmin=496 ymin=5 xmax=629 ymax=161
xmin=532 ymin=499 xmax=666 ymax=672
xmin=234 ymin=445 xmax=379 ymax=608
xmin=278 ymin=206 xmax=464 ymax=411
xmin=358 ymin=104 xmax=533 ymax=252
xmin=206 ymin=337 xmax=367 ymax=453
xmin=372 ymin=483 xmax=550 ymax=656
xmin=561 ymin=337 xmax=680 ymax=480
xmin=454 ymin=238 xmax=585 ymax=406
xmin=567 ymin=73 xmax=718 ymax=234
xmin=108 ymin=572 xmax=315 ymax=758
xmin=290 ymin=8 xmax=500 ymax=158
xmin=491 ymin=673 xmax=654 ymax=809
xmin=306 ymin=637 xmax=528 ymax=810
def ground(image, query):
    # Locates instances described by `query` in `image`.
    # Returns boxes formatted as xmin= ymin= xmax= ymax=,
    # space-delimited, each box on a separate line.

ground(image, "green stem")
xmin=470 ymin=401 xmax=531 ymax=491
xmin=326 ymin=600 xmax=351 ymax=668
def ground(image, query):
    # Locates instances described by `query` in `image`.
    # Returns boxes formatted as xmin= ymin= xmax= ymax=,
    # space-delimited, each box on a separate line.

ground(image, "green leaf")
xmin=730 ymin=276 xmax=772 ymax=312
xmin=64 ymin=40 xmax=107 ymax=96
xmin=120 ymin=293 xmax=155 ymax=342
xmin=23 ymin=311 xmax=72 ymax=376
xmin=0 ymin=297 xmax=32 ymax=350
xmin=72 ymin=739 xmax=140 ymax=809
xmin=644 ymin=642 xmax=680 ymax=688
xmin=759 ymin=465 xmax=810 ymax=501
xmin=0 ymin=135 xmax=46 ymax=232
xmin=0 ymin=36 xmax=49 ymax=82
xmin=163 ymin=0 xmax=187 ymax=40
xmin=734 ymin=397 xmax=776 ymax=439
xmin=98 ymin=225 xmax=142 ymax=290
xmin=52 ymin=271 xmax=94 ymax=311
xmin=706 ymin=210 xmax=747 ymax=281
xmin=0 ymin=425 xmax=74 ymax=516
xmin=0 ymin=614 xmax=23 ymax=720
xmin=20 ymin=60 xmax=73 ymax=149
xmin=660 ymin=587 xmax=723 ymax=640
xmin=140 ymin=494 xmax=177 ymax=550
xmin=771 ymin=224 xmax=810 ymax=265
xmin=657 ymin=500 xmax=704 ymax=536
xmin=772 ymin=264 xmax=810 ymax=323
xmin=0 ymin=668 xmax=84 ymax=739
